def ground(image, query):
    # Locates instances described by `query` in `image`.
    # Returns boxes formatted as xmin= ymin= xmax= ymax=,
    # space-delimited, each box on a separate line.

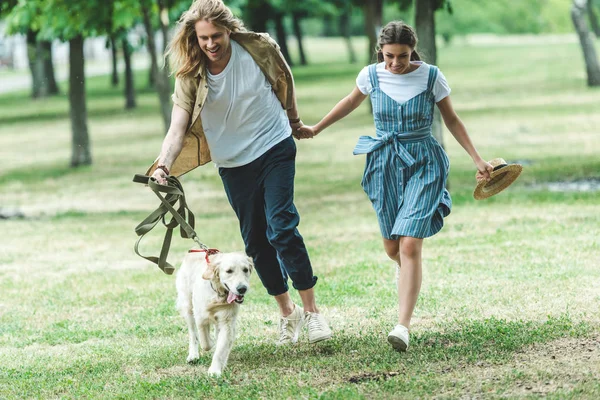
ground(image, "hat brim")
xmin=473 ymin=164 xmax=523 ymax=200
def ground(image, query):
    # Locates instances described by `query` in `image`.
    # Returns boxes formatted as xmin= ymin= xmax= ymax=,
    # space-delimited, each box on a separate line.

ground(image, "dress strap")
xmin=368 ymin=64 xmax=379 ymax=89
xmin=426 ymin=65 xmax=439 ymax=93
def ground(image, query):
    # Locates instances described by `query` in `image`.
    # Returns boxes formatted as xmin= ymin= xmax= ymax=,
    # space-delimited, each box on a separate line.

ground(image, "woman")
xmin=297 ymin=21 xmax=492 ymax=351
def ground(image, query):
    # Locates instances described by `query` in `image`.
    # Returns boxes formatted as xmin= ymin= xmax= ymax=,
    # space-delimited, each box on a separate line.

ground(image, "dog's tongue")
xmin=227 ymin=292 xmax=238 ymax=304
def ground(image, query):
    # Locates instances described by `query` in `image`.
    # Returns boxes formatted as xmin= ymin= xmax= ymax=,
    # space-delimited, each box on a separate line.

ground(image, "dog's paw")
xmin=186 ymin=354 xmax=200 ymax=364
xmin=207 ymin=366 xmax=222 ymax=377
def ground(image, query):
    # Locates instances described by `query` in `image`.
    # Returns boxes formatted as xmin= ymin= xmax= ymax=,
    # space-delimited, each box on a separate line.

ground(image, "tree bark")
xmin=26 ymin=29 xmax=45 ymax=98
xmin=69 ymin=35 xmax=92 ymax=167
xmin=122 ymin=37 xmax=136 ymax=109
xmin=157 ymin=0 xmax=170 ymax=53
xmin=273 ymin=12 xmax=293 ymax=66
xmin=41 ymin=41 xmax=59 ymax=95
xmin=415 ymin=0 xmax=437 ymax=64
xmin=415 ymin=0 xmax=444 ymax=150
xmin=110 ymin=35 xmax=119 ymax=86
xmin=141 ymin=1 xmax=172 ymax=132
xmin=322 ymin=14 xmax=336 ymax=37
xmin=572 ymin=0 xmax=600 ymax=86
xmin=363 ymin=0 xmax=383 ymax=64
xmin=587 ymin=0 xmax=600 ymax=37
xmin=245 ymin=0 xmax=270 ymax=32
xmin=340 ymin=6 xmax=357 ymax=64
xmin=291 ymin=12 xmax=307 ymax=65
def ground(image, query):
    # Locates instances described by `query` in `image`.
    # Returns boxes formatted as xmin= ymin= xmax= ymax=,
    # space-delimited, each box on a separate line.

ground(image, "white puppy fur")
xmin=175 ymin=251 xmax=253 ymax=376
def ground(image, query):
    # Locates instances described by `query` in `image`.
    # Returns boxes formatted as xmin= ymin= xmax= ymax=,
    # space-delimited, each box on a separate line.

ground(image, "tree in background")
xmin=5 ymin=0 xmax=131 ymax=167
xmin=359 ymin=0 xmax=384 ymax=63
xmin=571 ymin=0 xmax=600 ymax=86
xmin=413 ymin=0 xmax=452 ymax=148
xmin=2 ymin=0 xmax=59 ymax=98
xmin=108 ymin=35 xmax=119 ymax=87
xmin=588 ymin=0 xmax=600 ymax=36
xmin=140 ymin=0 xmax=175 ymax=133
xmin=108 ymin=0 xmax=144 ymax=110
xmin=338 ymin=0 xmax=358 ymax=63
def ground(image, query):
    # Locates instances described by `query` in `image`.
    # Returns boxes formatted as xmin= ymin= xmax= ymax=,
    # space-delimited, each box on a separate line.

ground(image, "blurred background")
xmin=0 ymin=0 xmax=597 ymax=166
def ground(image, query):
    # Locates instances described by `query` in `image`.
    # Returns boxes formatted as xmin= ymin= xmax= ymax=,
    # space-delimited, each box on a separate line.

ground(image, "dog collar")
xmin=189 ymin=248 xmax=220 ymax=265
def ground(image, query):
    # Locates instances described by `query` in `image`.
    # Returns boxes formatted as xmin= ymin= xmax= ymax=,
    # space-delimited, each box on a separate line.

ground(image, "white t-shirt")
xmin=201 ymin=40 xmax=290 ymax=168
xmin=356 ymin=62 xmax=451 ymax=104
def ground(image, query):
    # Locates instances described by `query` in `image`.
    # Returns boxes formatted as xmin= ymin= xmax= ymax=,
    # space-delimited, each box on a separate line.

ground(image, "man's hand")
xmin=151 ymin=168 xmax=169 ymax=185
xmin=294 ymin=124 xmax=318 ymax=140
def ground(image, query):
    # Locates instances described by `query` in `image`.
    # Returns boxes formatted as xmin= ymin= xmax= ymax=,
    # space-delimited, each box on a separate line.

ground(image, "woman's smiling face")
xmin=381 ymin=44 xmax=414 ymax=74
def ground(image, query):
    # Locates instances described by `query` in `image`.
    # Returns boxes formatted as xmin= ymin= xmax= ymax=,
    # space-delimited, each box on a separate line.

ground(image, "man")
xmin=147 ymin=0 xmax=331 ymax=345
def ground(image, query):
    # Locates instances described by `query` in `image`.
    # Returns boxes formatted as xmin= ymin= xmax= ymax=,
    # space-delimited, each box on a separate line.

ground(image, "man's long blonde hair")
xmin=165 ymin=0 xmax=246 ymax=78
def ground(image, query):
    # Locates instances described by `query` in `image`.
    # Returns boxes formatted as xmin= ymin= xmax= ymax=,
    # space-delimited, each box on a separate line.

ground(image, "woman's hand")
xmin=475 ymin=159 xmax=494 ymax=182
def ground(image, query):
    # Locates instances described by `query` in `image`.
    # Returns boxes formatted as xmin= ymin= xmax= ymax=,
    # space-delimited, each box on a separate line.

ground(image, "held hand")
xmin=475 ymin=159 xmax=494 ymax=182
xmin=151 ymin=168 xmax=168 ymax=185
xmin=294 ymin=124 xmax=319 ymax=140
xmin=290 ymin=119 xmax=304 ymax=139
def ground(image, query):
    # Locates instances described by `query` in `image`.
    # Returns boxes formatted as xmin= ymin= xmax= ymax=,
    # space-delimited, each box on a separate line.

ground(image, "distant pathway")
xmin=0 ymin=56 xmax=149 ymax=94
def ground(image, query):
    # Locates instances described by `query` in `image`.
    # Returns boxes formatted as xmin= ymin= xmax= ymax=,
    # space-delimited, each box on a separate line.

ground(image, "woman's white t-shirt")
xmin=356 ymin=62 xmax=451 ymax=104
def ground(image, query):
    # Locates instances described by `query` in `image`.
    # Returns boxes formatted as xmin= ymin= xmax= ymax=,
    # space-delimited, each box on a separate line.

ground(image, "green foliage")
xmin=436 ymin=0 xmax=574 ymax=36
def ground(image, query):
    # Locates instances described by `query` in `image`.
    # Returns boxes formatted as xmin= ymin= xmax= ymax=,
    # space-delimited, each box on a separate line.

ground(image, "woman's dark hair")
xmin=376 ymin=21 xmax=421 ymax=62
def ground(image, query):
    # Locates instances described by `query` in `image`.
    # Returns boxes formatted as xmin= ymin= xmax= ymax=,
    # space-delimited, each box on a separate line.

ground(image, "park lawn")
xmin=1 ymin=36 xmax=599 ymax=399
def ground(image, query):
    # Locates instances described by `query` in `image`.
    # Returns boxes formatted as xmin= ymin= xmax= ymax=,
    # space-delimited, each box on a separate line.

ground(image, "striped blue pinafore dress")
xmin=353 ymin=63 xmax=452 ymax=239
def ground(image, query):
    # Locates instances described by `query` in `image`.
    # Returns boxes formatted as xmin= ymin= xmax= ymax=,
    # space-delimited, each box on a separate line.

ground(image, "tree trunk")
xmin=415 ymin=0 xmax=437 ymax=64
xmin=157 ymin=0 xmax=170 ymax=53
xmin=363 ymin=0 xmax=383 ymax=64
xmin=140 ymin=2 xmax=158 ymax=88
xmin=110 ymin=35 xmax=119 ymax=86
xmin=415 ymin=0 xmax=444 ymax=150
xmin=26 ymin=29 xmax=45 ymax=98
xmin=587 ymin=0 xmax=600 ymax=37
xmin=291 ymin=12 xmax=307 ymax=65
xmin=273 ymin=12 xmax=293 ymax=66
xmin=69 ymin=35 xmax=92 ymax=167
xmin=322 ymin=14 xmax=336 ymax=37
xmin=340 ymin=6 xmax=357 ymax=64
xmin=41 ymin=40 xmax=59 ymax=95
xmin=245 ymin=0 xmax=270 ymax=32
xmin=572 ymin=0 xmax=600 ymax=86
xmin=141 ymin=1 xmax=172 ymax=132
xmin=122 ymin=38 xmax=136 ymax=109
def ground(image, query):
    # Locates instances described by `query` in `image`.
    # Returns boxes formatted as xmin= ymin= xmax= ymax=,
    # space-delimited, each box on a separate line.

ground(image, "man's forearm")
xmin=158 ymin=129 xmax=185 ymax=169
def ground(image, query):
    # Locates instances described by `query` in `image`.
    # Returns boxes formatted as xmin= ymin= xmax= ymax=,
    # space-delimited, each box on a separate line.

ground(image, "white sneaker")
xmin=304 ymin=311 xmax=333 ymax=344
xmin=387 ymin=324 xmax=409 ymax=351
xmin=277 ymin=304 xmax=304 ymax=346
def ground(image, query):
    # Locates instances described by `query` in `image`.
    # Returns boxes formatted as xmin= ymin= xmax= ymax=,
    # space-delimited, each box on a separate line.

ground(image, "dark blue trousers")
xmin=219 ymin=136 xmax=317 ymax=296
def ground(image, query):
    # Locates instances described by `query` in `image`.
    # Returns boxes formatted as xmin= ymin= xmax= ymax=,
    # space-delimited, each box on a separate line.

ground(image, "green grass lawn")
xmin=1 ymin=36 xmax=599 ymax=399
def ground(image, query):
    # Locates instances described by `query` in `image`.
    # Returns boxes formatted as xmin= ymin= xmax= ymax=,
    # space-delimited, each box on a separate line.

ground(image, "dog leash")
xmin=133 ymin=174 xmax=214 ymax=275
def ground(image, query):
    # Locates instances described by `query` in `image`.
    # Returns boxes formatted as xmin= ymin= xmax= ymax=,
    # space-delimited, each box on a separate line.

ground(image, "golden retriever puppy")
xmin=176 ymin=250 xmax=253 ymax=376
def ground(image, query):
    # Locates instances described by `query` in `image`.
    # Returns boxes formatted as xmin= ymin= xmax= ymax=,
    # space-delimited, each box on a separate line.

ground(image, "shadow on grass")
xmin=0 ymin=103 xmax=161 ymax=126
xmin=0 ymin=163 xmax=90 ymax=185
xmin=229 ymin=314 xmax=591 ymax=371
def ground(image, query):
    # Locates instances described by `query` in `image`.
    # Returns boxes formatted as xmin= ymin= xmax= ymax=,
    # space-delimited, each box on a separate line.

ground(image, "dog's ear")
xmin=246 ymin=256 xmax=254 ymax=274
xmin=202 ymin=254 xmax=221 ymax=280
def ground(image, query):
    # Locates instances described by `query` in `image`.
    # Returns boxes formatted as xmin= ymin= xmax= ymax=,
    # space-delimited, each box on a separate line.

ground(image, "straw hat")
xmin=473 ymin=158 xmax=523 ymax=200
